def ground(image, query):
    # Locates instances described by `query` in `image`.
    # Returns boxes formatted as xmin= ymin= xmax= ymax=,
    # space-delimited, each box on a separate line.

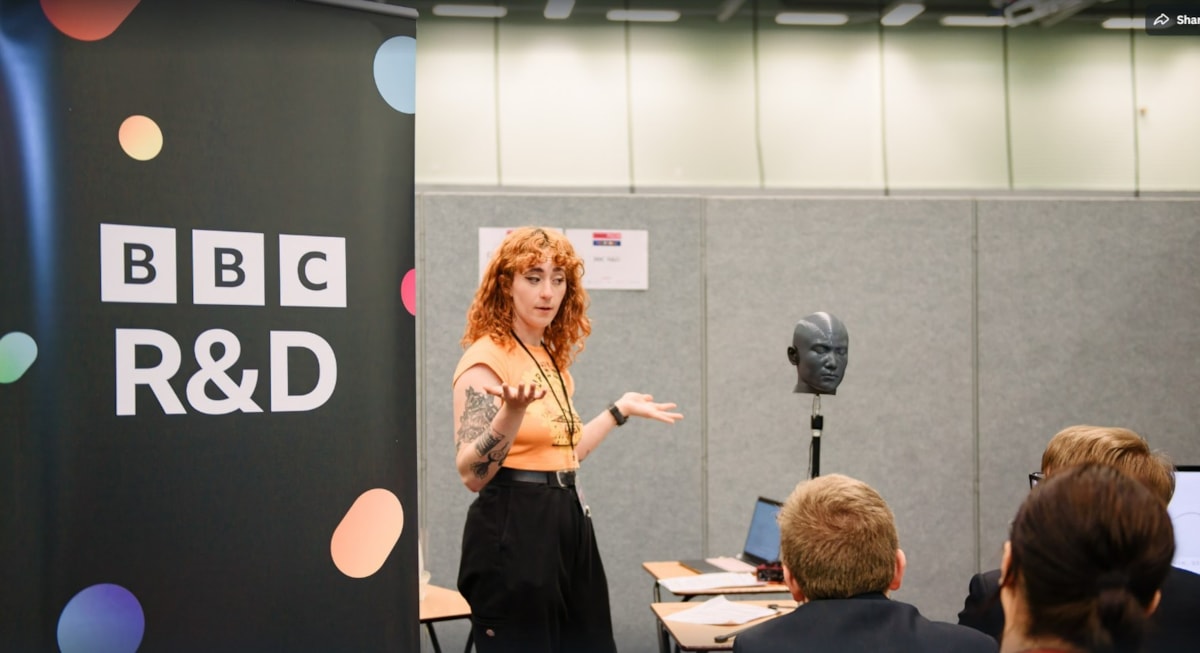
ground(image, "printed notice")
xmin=567 ymin=229 xmax=649 ymax=290
xmin=478 ymin=227 xmax=564 ymax=281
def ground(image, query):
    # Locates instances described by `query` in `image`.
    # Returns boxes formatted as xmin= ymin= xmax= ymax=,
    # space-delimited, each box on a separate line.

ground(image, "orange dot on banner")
xmin=118 ymin=116 xmax=162 ymax=161
xmin=331 ymin=488 xmax=404 ymax=578
xmin=40 ymin=0 xmax=142 ymax=42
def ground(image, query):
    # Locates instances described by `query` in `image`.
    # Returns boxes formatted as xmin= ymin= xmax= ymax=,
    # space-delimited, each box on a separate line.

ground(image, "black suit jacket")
xmin=733 ymin=593 xmax=998 ymax=653
xmin=957 ymin=566 xmax=1200 ymax=652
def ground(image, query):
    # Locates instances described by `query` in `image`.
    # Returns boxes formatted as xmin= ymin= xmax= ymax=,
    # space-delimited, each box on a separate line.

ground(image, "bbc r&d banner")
xmin=0 ymin=0 xmax=419 ymax=650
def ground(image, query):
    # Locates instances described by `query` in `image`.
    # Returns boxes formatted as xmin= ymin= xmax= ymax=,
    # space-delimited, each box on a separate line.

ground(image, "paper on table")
xmin=709 ymin=556 xmax=757 ymax=573
xmin=664 ymin=595 xmax=778 ymax=626
xmin=658 ymin=572 xmax=763 ymax=593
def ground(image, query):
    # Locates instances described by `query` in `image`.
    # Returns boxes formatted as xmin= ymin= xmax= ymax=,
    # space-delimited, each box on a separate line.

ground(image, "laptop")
xmin=1169 ymin=465 xmax=1200 ymax=575
xmin=679 ymin=496 xmax=784 ymax=574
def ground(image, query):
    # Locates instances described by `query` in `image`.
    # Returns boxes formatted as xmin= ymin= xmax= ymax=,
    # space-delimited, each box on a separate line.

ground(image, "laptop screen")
xmin=742 ymin=497 xmax=783 ymax=564
xmin=1170 ymin=466 xmax=1200 ymax=574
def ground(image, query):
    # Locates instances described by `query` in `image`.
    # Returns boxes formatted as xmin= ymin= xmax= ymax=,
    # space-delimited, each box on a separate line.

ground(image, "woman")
xmin=452 ymin=226 xmax=681 ymax=653
xmin=998 ymin=463 xmax=1175 ymax=653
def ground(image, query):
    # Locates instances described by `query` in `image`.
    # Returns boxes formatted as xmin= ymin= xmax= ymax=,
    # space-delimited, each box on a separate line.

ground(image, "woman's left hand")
xmin=615 ymin=392 xmax=683 ymax=424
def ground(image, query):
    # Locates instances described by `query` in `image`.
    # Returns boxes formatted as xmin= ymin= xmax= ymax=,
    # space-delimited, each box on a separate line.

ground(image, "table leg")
xmin=425 ymin=622 xmax=443 ymax=653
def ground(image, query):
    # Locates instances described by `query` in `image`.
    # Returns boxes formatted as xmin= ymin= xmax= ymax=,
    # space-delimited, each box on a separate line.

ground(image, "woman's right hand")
xmin=484 ymin=383 xmax=547 ymax=410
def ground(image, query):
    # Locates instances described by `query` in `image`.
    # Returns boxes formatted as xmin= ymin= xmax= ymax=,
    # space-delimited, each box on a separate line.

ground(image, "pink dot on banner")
xmin=331 ymin=488 xmax=404 ymax=578
xmin=400 ymin=269 xmax=416 ymax=316
xmin=118 ymin=115 xmax=163 ymax=161
xmin=40 ymin=0 xmax=142 ymax=41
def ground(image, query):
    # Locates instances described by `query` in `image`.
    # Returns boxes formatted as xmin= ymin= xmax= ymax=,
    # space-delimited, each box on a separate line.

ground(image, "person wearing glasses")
xmin=997 ymin=464 xmax=1175 ymax=653
xmin=452 ymin=226 xmax=682 ymax=653
xmin=733 ymin=474 xmax=996 ymax=653
xmin=958 ymin=425 xmax=1200 ymax=652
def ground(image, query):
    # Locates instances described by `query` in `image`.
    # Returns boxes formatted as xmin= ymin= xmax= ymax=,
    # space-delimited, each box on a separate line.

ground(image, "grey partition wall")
xmin=976 ymin=199 xmax=1200 ymax=570
xmin=704 ymin=198 xmax=979 ymax=620
xmin=416 ymin=192 xmax=1200 ymax=653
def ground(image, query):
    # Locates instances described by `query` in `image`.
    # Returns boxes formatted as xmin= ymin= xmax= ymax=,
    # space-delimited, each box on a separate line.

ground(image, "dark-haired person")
xmin=958 ymin=425 xmax=1200 ymax=652
xmin=452 ymin=226 xmax=682 ymax=653
xmin=733 ymin=474 xmax=996 ymax=653
xmin=998 ymin=464 xmax=1175 ymax=653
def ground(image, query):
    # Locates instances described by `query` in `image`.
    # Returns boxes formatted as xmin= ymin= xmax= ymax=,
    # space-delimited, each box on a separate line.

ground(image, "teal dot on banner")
xmin=0 ymin=331 xmax=38 ymax=383
xmin=57 ymin=583 xmax=144 ymax=653
xmin=374 ymin=36 xmax=416 ymax=114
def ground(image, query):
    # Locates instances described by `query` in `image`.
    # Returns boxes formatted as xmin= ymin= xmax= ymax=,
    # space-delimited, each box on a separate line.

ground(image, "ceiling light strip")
xmin=544 ymin=0 xmax=574 ymax=20
xmin=775 ymin=12 xmax=849 ymax=26
xmin=432 ymin=4 xmax=507 ymax=18
xmin=880 ymin=2 xmax=925 ymax=26
xmin=606 ymin=9 xmax=681 ymax=22
xmin=940 ymin=15 xmax=1007 ymax=27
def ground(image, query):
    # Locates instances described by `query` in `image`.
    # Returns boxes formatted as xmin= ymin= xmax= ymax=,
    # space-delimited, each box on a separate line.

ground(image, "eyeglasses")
xmin=1028 ymin=472 xmax=1045 ymax=488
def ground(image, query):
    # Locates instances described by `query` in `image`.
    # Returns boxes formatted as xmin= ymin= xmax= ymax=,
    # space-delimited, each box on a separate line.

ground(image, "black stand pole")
xmin=810 ymin=395 xmax=823 ymax=479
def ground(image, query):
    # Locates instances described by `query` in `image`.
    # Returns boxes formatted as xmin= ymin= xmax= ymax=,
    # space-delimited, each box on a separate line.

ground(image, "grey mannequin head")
xmin=787 ymin=312 xmax=849 ymax=395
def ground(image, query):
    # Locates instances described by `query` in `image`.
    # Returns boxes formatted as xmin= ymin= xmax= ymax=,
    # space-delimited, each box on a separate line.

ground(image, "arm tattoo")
xmin=456 ymin=387 xmax=499 ymax=451
xmin=470 ymin=433 xmax=511 ymax=479
xmin=474 ymin=428 xmax=506 ymax=457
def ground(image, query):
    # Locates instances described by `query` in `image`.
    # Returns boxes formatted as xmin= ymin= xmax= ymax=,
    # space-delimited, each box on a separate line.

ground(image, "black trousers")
xmin=457 ymin=475 xmax=617 ymax=653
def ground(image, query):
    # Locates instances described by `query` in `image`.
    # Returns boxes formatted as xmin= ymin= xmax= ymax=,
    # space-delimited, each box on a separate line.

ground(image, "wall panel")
xmin=756 ymin=24 xmax=886 ymax=190
xmin=497 ymin=17 xmax=630 ymax=186
xmin=976 ymin=198 xmax=1200 ymax=569
xmin=1007 ymin=25 xmax=1137 ymax=190
xmin=627 ymin=17 xmax=760 ymax=187
xmin=414 ymin=18 xmax=499 ymax=185
xmin=704 ymin=198 xmax=977 ymax=622
xmin=882 ymin=27 xmax=1009 ymax=190
xmin=1133 ymin=33 xmax=1200 ymax=192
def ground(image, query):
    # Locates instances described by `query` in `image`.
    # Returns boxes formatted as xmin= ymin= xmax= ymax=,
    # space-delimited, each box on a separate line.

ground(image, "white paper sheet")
xmin=663 ymin=595 xmax=778 ymax=626
xmin=658 ymin=572 xmax=762 ymax=593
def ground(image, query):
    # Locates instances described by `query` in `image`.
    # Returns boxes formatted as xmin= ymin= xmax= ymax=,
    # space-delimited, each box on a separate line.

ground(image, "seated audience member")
xmin=958 ymin=425 xmax=1200 ymax=652
xmin=733 ymin=474 xmax=997 ymax=653
xmin=998 ymin=464 xmax=1175 ymax=653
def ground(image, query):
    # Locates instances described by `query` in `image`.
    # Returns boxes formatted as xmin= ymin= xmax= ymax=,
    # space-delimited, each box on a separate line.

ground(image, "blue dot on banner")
xmin=374 ymin=36 xmax=416 ymax=114
xmin=57 ymin=584 xmax=145 ymax=653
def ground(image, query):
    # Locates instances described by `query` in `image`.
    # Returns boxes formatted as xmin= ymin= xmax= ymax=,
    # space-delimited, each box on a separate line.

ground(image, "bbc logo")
xmin=100 ymin=223 xmax=346 ymax=307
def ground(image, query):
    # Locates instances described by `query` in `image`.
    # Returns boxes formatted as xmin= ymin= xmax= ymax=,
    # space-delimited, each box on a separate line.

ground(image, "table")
xmin=419 ymin=584 xmax=473 ymax=653
xmin=651 ymin=599 xmax=796 ymax=651
xmin=643 ymin=562 xmax=791 ymax=653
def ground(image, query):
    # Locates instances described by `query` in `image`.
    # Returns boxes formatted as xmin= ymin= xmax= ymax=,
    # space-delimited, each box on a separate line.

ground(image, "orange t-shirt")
xmin=453 ymin=337 xmax=582 ymax=471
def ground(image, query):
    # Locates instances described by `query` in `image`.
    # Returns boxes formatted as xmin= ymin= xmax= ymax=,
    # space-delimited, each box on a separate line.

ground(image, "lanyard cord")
xmin=511 ymin=330 xmax=578 ymax=447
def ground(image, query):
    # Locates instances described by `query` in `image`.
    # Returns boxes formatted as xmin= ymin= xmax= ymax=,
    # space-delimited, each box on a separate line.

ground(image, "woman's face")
xmin=510 ymin=255 xmax=566 ymax=339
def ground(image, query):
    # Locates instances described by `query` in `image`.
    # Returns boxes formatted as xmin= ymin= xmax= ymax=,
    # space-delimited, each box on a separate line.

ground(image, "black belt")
xmin=495 ymin=467 xmax=576 ymax=488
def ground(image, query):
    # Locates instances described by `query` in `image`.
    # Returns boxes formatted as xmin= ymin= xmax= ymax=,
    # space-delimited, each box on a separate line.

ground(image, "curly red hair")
xmin=462 ymin=227 xmax=591 ymax=367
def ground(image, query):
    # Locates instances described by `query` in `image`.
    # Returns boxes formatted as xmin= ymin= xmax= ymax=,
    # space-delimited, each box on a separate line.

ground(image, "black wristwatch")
xmin=608 ymin=403 xmax=627 ymax=426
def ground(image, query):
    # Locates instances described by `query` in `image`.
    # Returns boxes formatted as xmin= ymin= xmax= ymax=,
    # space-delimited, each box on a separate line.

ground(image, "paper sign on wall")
xmin=568 ymin=229 xmax=648 ymax=290
xmin=480 ymin=227 xmax=562 ymax=280
xmin=478 ymin=227 xmax=648 ymax=290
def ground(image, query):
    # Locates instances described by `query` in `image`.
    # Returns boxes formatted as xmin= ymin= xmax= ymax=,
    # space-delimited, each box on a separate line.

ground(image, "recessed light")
xmin=775 ymin=12 xmax=849 ymax=26
xmin=431 ymin=4 xmax=507 ymax=18
xmin=940 ymin=15 xmax=1007 ymax=27
xmin=880 ymin=2 xmax=924 ymax=26
xmin=1101 ymin=17 xmax=1146 ymax=29
xmin=606 ymin=9 xmax=681 ymax=22
xmin=544 ymin=0 xmax=574 ymax=20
